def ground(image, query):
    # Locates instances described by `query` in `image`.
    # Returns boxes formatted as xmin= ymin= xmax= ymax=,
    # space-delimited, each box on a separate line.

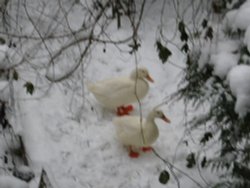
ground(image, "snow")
xmin=0 ymin=44 xmax=21 ymax=69
xmin=0 ymin=175 xmax=29 ymax=188
xmin=227 ymin=64 xmax=250 ymax=117
xmin=244 ymin=25 xmax=250 ymax=52
xmin=224 ymin=0 xmax=250 ymax=31
xmin=209 ymin=52 xmax=239 ymax=79
xmin=234 ymin=3 xmax=250 ymax=30
xmin=198 ymin=40 xmax=239 ymax=78
xmin=223 ymin=9 xmax=237 ymax=31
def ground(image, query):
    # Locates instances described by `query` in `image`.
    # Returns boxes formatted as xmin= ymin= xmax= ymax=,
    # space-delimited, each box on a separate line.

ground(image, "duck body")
xmin=87 ymin=76 xmax=149 ymax=109
xmin=113 ymin=109 xmax=170 ymax=157
xmin=113 ymin=115 xmax=159 ymax=147
xmin=87 ymin=68 xmax=153 ymax=115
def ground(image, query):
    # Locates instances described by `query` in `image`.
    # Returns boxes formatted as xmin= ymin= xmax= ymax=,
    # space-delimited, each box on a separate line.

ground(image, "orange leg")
xmin=117 ymin=106 xmax=127 ymax=116
xmin=124 ymin=105 xmax=133 ymax=112
xmin=116 ymin=105 xmax=134 ymax=116
xmin=141 ymin=146 xmax=153 ymax=152
xmin=128 ymin=146 xmax=139 ymax=158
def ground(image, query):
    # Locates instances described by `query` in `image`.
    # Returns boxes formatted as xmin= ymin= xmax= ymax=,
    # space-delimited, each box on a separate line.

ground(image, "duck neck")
xmin=130 ymin=72 xmax=148 ymax=88
xmin=143 ymin=111 xmax=159 ymax=145
xmin=130 ymin=71 xmax=149 ymax=99
xmin=145 ymin=111 xmax=158 ymax=131
xmin=130 ymin=71 xmax=142 ymax=81
xmin=146 ymin=110 xmax=156 ymax=123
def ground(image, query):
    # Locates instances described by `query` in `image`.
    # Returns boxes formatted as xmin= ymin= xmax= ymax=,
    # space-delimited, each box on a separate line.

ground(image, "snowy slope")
xmin=9 ymin=1 xmax=219 ymax=188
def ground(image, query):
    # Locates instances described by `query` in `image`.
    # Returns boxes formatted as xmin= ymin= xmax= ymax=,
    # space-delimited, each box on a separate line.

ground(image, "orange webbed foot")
xmin=128 ymin=146 xmax=140 ymax=158
xmin=141 ymin=146 xmax=153 ymax=152
xmin=129 ymin=150 xmax=140 ymax=158
xmin=124 ymin=105 xmax=133 ymax=112
xmin=116 ymin=105 xmax=134 ymax=116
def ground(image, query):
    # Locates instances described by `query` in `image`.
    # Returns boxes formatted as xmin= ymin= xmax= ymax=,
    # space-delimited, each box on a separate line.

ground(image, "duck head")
xmin=152 ymin=110 xmax=171 ymax=123
xmin=131 ymin=67 xmax=154 ymax=83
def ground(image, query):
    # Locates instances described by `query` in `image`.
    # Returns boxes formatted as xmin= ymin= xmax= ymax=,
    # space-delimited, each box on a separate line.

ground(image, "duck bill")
xmin=162 ymin=115 xmax=171 ymax=123
xmin=146 ymin=74 xmax=154 ymax=83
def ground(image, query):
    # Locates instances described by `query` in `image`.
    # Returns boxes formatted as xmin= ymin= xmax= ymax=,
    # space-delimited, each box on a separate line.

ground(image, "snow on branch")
xmin=227 ymin=65 xmax=250 ymax=118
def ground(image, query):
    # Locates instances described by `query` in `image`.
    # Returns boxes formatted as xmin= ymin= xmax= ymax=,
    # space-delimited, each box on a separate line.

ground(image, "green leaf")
xmin=178 ymin=21 xmax=189 ymax=42
xmin=201 ymin=156 xmax=207 ymax=168
xmin=0 ymin=37 xmax=5 ymax=45
xmin=159 ymin=170 xmax=170 ymax=184
xmin=186 ymin=55 xmax=192 ymax=65
xmin=13 ymin=70 xmax=18 ymax=81
xmin=186 ymin=152 xmax=196 ymax=168
xmin=183 ymin=140 xmax=189 ymax=146
xmin=181 ymin=31 xmax=189 ymax=42
xmin=201 ymin=19 xmax=208 ymax=29
xmin=205 ymin=27 xmax=213 ymax=40
xmin=200 ymin=132 xmax=213 ymax=145
xmin=241 ymin=46 xmax=250 ymax=56
xmin=181 ymin=43 xmax=189 ymax=53
xmin=212 ymin=0 xmax=226 ymax=14
xmin=24 ymin=82 xmax=35 ymax=95
xmin=128 ymin=40 xmax=141 ymax=54
xmin=156 ymin=40 xmax=172 ymax=63
xmin=178 ymin=21 xmax=185 ymax=33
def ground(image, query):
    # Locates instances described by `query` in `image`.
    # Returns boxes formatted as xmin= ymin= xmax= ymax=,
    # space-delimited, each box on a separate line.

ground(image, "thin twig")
xmin=134 ymin=53 xmax=145 ymax=144
xmin=152 ymin=148 xmax=204 ymax=188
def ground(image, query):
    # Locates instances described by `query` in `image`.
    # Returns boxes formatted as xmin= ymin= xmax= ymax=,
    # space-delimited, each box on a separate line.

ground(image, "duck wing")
xmin=113 ymin=116 xmax=145 ymax=135
xmin=87 ymin=77 xmax=135 ymax=97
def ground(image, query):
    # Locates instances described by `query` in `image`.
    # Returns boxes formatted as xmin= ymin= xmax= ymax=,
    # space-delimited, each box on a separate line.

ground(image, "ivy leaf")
xmin=181 ymin=43 xmax=189 ymax=53
xmin=0 ymin=37 xmax=6 ymax=45
xmin=186 ymin=152 xmax=196 ymax=168
xmin=200 ymin=132 xmax=213 ymax=145
xmin=24 ymin=82 xmax=35 ymax=95
xmin=156 ymin=40 xmax=172 ymax=63
xmin=178 ymin=21 xmax=185 ymax=33
xmin=201 ymin=156 xmax=207 ymax=168
xmin=13 ymin=70 xmax=18 ymax=81
xmin=212 ymin=0 xmax=226 ymax=14
xmin=183 ymin=140 xmax=189 ymax=146
xmin=178 ymin=21 xmax=189 ymax=42
xmin=159 ymin=170 xmax=170 ymax=184
xmin=205 ymin=27 xmax=213 ymax=40
xmin=241 ymin=46 xmax=250 ymax=56
xmin=201 ymin=19 xmax=208 ymax=29
xmin=181 ymin=32 xmax=189 ymax=42
xmin=128 ymin=40 xmax=141 ymax=54
xmin=186 ymin=55 xmax=192 ymax=65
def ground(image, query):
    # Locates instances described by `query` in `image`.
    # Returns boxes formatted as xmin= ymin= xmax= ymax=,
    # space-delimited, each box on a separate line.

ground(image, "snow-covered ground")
xmin=0 ymin=1 xmax=226 ymax=188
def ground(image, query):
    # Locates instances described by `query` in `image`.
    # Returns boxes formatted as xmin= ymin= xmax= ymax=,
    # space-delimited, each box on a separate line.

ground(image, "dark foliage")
xmin=177 ymin=40 xmax=250 ymax=187
xmin=159 ymin=170 xmax=170 ymax=184
xmin=186 ymin=152 xmax=196 ymax=168
xmin=24 ymin=82 xmax=34 ymax=95
xmin=0 ymin=101 xmax=10 ymax=130
xmin=178 ymin=21 xmax=189 ymax=42
xmin=156 ymin=40 xmax=172 ymax=63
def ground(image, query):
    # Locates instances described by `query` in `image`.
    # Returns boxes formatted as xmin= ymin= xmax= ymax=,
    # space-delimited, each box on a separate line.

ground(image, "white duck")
xmin=87 ymin=67 xmax=154 ymax=116
xmin=113 ymin=108 xmax=171 ymax=158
